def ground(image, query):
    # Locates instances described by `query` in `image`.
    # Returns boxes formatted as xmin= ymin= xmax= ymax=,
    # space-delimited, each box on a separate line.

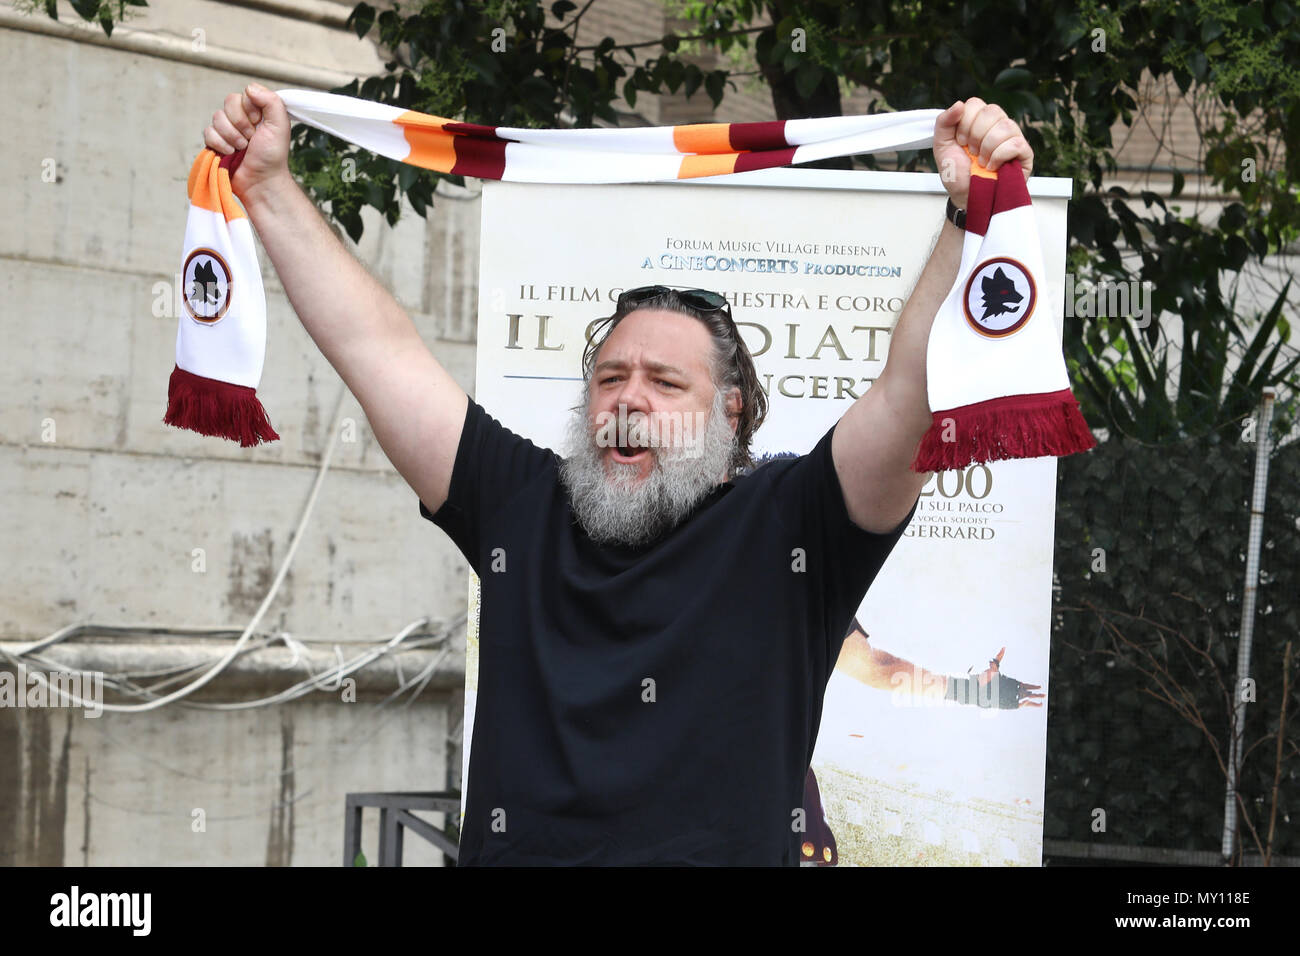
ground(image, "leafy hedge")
xmin=1047 ymin=429 xmax=1299 ymax=859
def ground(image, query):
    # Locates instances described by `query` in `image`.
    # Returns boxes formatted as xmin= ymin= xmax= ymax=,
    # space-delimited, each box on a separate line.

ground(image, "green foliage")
xmin=678 ymin=1 xmax=1300 ymax=436
xmin=1067 ymin=269 xmax=1299 ymax=443
xmin=287 ymin=145 xmax=379 ymax=245
xmin=17 ymin=0 xmax=146 ymax=37
xmin=287 ymin=0 xmax=732 ymax=239
xmin=1049 ymin=433 xmax=1300 ymax=858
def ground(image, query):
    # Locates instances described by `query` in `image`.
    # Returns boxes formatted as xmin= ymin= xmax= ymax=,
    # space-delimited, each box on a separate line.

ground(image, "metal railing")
xmin=344 ymin=791 xmax=461 ymax=866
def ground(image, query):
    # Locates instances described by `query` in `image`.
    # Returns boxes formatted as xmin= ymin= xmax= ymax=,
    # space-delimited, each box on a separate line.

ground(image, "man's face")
xmin=558 ymin=308 xmax=741 ymax=548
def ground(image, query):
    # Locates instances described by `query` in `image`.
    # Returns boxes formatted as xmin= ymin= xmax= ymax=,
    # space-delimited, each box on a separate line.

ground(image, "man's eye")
xmin=598 ymin=376 xmax=678 ymax=388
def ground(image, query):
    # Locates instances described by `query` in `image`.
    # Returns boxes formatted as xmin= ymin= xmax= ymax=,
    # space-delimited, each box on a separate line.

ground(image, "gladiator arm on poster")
xmin=164 ymin=89 xmax=1095 ymax=470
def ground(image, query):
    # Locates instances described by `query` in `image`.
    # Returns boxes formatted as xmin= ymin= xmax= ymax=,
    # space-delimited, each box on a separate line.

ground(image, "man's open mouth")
xmin=611 ymin=444 xmax=650 ymax=463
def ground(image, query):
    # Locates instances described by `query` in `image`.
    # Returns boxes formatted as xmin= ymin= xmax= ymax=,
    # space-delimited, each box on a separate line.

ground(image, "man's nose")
xmin=615 ymin=374 xmax=653 ymax=414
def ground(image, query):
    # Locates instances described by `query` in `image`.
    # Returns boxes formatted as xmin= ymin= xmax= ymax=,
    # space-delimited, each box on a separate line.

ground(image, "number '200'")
xmin=919 ymin=464 xmax=992 ymax=499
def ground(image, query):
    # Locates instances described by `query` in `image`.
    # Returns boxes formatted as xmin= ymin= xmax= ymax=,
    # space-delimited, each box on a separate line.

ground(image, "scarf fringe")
xmin=910 ymin=388 xmax=1096 ymax=472
xmin=163 ymin=364 xmax=280 ymax=448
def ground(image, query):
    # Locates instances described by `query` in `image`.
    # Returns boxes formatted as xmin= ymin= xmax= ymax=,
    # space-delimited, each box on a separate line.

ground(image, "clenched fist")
xmin=202 ymin=83 xmax=292 ymax=202
xmin=932 ymin=97 xmax=1033 ymax=209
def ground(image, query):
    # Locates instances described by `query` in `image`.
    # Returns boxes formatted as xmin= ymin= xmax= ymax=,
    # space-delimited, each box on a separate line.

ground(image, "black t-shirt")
xmin=420 ymin=398 xmax=917 ymax=865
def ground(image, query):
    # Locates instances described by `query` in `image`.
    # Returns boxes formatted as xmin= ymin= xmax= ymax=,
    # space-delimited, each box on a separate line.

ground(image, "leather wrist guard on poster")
xmin=944 ymin=672 xmax=1031 ymax=709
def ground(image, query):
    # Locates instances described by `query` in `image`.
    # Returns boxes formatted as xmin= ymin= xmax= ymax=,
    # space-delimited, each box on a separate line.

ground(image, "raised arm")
xmin=831 ymin=98 xmax=1034 ymax=534
xmin=835 ymin=626 xmax=949 ymax=699
xmin=204 ymin=83 xmax=468 ymax=514
xmin=835 ymin=624 xmax=1044 ymax=708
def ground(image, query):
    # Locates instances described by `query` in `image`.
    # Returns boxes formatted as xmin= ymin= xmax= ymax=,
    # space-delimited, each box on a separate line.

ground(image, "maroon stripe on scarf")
xmin=991 ymin=161 xmax=1032 ymax=215
xmin=728 ymin=120 xmax=790 ymax=151
xmin=451 ymin=137 xmax=508 ymax=179
xmin=733 ymin=146 xmax=797 ymax=173
xmin=965 ymin=164 xmax=1030 ymax=236
xmin=219 ymin=149 xmax=245 ymax=178
xmin=964 ymin=172 xmax=995 ymax=236
xmin=443 ymin=121 xmax=506 ymax=139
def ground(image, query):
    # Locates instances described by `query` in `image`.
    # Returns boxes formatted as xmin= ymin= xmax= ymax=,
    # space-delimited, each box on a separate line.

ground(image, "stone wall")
xmin=0 ymin=0 xmax=471 ymax=866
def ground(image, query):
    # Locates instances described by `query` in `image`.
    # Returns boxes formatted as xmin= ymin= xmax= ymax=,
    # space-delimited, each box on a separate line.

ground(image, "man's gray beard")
xmin=558 ymin=388 xmax=738 ymax=549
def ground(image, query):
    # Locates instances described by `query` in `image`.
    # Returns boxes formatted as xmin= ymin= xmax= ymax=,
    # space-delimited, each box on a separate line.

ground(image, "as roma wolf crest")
xmin=961 ymin=257 xmax=1036 ymax=338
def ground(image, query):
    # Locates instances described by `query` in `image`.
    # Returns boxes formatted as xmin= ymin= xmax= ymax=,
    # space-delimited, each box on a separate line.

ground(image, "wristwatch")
xmin=945 ymin=196 xmax=966 ymax=230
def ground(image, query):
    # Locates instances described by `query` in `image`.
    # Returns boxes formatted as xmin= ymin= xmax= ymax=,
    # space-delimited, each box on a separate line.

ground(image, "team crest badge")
xmin=962 ymin=256 xmax=1035 ymax=338
xmin=183 ymin=247 xmax=233 ymax=324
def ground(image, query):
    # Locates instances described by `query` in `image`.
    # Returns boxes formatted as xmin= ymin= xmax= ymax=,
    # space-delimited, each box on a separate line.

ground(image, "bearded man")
xmin=204 ymin=83 xmax=1034 ymax=865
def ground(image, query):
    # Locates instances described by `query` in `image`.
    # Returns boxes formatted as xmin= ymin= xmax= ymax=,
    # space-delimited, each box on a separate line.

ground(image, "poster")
xmin=463 ymin=166 xmax=1071 ymax=865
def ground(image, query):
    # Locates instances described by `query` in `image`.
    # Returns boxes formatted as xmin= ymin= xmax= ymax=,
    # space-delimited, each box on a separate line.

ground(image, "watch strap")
xmin=945 ymin=196 xmax=966 ymax=230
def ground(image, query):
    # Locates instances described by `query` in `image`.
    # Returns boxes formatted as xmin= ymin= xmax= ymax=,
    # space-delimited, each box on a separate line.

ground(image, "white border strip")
xmin=670 ymin=167 xmax=1074 ymax=199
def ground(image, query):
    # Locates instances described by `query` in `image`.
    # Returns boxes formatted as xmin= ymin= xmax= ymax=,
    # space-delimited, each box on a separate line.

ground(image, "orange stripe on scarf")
xmin=395 ymin=110 xmax=459 ymax=173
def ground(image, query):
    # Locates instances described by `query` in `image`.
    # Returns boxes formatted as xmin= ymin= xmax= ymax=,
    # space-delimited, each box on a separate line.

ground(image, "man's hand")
xmin=944 ymin=647 xmax=1044 ymax=709
xmin=202 ymin=83 xmax=293 ymax=204
xmin=933 ymin=98 xmax=1034 ymax=208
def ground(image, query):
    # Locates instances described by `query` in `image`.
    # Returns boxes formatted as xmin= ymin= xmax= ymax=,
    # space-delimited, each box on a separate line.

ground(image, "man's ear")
xmin=725 ymin=387 xmax=742 ymax=432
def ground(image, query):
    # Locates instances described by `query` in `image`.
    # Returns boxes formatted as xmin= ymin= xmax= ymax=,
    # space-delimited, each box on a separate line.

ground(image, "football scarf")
xmin=166 ymin=89 xmax=1094 ymax=469
xmin=166 ymin=148 xmax=278 ymax=446
xmin=908 ymin=154 xmax=1096 ymax=471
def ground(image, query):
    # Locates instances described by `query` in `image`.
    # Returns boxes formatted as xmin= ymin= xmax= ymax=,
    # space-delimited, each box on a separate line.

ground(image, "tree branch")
xmin=1265 ymin=641 xmax=1292 ymax=866
xmin=574 ymin=23 xmax=768 ymax=52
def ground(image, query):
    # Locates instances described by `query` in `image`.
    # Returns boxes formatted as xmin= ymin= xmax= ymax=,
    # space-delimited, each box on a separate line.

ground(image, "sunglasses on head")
xmin=614 ymin=284 xmax=732 ymax=318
